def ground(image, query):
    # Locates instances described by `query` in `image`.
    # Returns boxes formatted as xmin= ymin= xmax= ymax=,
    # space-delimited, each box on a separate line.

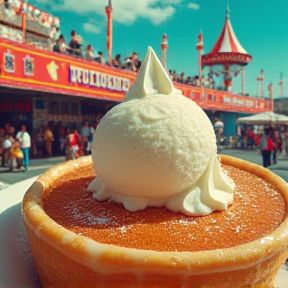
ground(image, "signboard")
xmin=0 ymin=41 xmax=134 ymax=102
xmin=69 ymin=65 xmax=130 ymax=92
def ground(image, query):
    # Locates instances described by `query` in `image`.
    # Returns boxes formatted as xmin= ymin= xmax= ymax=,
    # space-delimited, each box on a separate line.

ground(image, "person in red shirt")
xmin=247 ymin=127 xmax=255 ymax=149
xmin=65 ymin=128 xmax=80 ymax=161
xmin=255 ymin=129 xmax=263 ymax=148
xmin=259 ymin=128 xmax=275 ymax=168
xmin=272 ymin=131 xmax=283 ymax=164
xmin=70 ymin=129 xmax=81 ymax=159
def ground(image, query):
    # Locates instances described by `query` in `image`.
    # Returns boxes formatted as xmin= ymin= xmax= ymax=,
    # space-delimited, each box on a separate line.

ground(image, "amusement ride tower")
xmin=202 ymin=6 xmax=252 ymax=93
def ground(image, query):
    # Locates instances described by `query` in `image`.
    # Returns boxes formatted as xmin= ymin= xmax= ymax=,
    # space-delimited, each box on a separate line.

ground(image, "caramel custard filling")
xmin=43 ymin=165 xmax=285 ymax=252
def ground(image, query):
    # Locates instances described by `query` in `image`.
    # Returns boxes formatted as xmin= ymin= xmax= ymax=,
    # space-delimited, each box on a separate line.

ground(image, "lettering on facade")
xmin=69 ymin=65 xmax=131 ymax=92
xmin=23 ymin=55 xmax=34 ymax=76
xmin=245 ymin=100 xmax=254 ymax=108
xmin=4 ymin=50 xmax=15 ymax=73
xmin=223 ymin=96 xmax=231 ymax=103
xmin=253 ymin=101 xmax=264 ymax=109
xmin=232 ymin=97 xmax=245 ymax=106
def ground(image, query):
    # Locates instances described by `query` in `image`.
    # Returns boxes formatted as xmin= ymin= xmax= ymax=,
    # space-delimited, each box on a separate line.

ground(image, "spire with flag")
xmin=196 ymin=30 xmax=204 ymax=80
xmin=201 ymin=3 xmax=252 ymax=92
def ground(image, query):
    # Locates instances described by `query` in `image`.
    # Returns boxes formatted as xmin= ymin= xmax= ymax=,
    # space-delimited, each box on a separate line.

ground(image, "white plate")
xmin=0 ymin=177 xmax=287 ymax=288
xmin=0 ymin=177 xmax=41 ymax=288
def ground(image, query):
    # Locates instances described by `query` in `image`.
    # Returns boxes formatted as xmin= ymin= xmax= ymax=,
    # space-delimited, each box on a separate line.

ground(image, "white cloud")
xmin=163 ymin=0 xmax=181 ymax=3
xmin=187 ymin=2 xmax=200 ymax=10
xmin=33 ymin=0 xmax=49 ymax=3
xmin=43 ymin=0 xmax=184 ymax=25
xmin=83 ymin=22 xmax=101 ymax=34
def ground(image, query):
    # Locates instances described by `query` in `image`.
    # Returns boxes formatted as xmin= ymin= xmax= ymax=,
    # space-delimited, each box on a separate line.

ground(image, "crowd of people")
xmin=51 ymin=29 xmax=214 ymax=88
xmin=209 ymin=113 xmax=288 ymax=168
xmin=0 ymin=116 xmax=103 ymax=172
xmin=1 ymin=119 xmax=288 ymax=173
xmin=52 ymin=30 xmax=143 ymax=72
xmin=257 ymin=127 xmax=288 ymax=168
xmin=0 ymin=123 xmax=31 ymax=171
xmin=236 ymin=125 xmax=288 ymax=168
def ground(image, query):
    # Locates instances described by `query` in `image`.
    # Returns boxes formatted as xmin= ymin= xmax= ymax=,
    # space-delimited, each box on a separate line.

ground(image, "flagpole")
xmin=196 ymin=31 xmax=203 ymax=81
xmin=161 ymin=34 xmax=168 ymax=69
xmin=21 ymin=11 xmax=26 ymax=43
xmin=18 ymin=2 xmax=26 ymax=43
xmin=268 ymin=82 xmax=274 ymax=111
xmin=260 ymin=69 xmax=264 ymax=98
xmin=241 ymin=68 xmax=245 ymax=95
xmin=105 ymin=0 xmax=113 ymax=65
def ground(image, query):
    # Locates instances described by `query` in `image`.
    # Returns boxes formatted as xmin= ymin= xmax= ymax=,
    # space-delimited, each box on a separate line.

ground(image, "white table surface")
xmin=0 ymin=176 xmax=41 ymax=288
xmin=0 ymin=177 xmax=287 ymax=288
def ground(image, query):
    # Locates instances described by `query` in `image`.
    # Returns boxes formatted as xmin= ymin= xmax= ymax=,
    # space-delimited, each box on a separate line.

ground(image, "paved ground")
xmin=221 ymin=149 xmax=288 ymax=181
xmin=0 ymin=149 xmax=287 ymax=187
xmin=0 ymin=156 xmax=65 ymax=187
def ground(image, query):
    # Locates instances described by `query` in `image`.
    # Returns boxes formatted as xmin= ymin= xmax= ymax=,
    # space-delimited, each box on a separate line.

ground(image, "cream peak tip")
xmin=124 ymin=46 xmax=174 ymax=102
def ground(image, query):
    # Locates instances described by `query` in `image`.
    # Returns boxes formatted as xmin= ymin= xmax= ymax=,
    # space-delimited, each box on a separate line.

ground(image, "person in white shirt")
xmin=213 ymin=116 xmax=224 ymax=153
xmin=1 ymin=134 xmax=12 ymax=167
xmin=86 ymin=120 xmax=99 ymax=154
xmin=81 ymin=121 xmax=90 ymax=154
xmin=85 ymin=44 xmax=94 ymax=60
xmin=81 ymin=121 xmax=90 ymax=138
xmin=16 ymin=125 xmax=31 ymax=170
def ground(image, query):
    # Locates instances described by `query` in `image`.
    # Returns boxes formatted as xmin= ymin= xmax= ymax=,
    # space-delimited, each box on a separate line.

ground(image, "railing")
xmin=0 ymin=5 xmax=22 ymax=27
xmin=174 ymin=83 xmax=271 ymax=112
xmin=0 ymin=5 xmax=50 ymax=37
xmin=25 ymin=19 xmax=50 ymax=37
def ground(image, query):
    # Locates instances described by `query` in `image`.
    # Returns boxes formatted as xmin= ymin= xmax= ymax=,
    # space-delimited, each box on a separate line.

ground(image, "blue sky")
xmin=31 ymin=0 xmax=288 ymax=98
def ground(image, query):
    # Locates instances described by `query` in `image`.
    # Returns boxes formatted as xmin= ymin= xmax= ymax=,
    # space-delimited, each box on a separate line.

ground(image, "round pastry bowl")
xmin=22 ymin=155 xmax=288 ymax=288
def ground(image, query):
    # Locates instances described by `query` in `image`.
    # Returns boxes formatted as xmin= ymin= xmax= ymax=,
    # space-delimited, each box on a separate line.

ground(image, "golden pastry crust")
xmin=22 ymin=155 xmax=288 ymax=288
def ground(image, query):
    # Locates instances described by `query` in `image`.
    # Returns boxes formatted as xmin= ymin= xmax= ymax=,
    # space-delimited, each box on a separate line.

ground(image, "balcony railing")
xmin=26 ymin=19 xmax=50 ymax=37
xmin=0 ymin=5 xmax=22 ymax=27
xmin=0 ymin=5 xmax=50 ymax=37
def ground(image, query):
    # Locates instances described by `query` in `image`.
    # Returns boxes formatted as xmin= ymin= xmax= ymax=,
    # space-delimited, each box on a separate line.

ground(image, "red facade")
xmin=0 ymin=39 xmax=271 ymax=114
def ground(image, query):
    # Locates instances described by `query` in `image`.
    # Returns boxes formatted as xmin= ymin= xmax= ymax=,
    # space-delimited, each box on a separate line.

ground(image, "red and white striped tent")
xmin=202 ymin=7 xmax=252 ymax=68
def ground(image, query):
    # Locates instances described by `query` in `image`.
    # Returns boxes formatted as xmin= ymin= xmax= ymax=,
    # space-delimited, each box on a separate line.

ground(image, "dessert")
xmin=22 ymin=47 xmax=288 ymax=288
xmin=87 ymin=47 xmax=234 ymax=216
